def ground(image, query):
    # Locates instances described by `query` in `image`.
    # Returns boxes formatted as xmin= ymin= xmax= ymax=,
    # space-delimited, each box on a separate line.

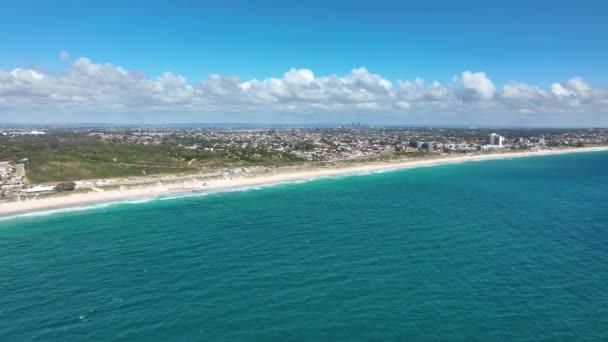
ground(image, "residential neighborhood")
xmin=2 ymin=126 xmax=607 ymax=201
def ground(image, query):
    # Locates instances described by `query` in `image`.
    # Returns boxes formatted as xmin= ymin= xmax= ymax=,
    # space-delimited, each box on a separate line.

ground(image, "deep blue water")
xmin=2 ymin=151 xmax=608 ymax=341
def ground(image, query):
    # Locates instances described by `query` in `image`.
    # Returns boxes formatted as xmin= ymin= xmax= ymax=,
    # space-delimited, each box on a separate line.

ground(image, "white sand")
xmin=1 ymin=146 xmax=607 ymax=217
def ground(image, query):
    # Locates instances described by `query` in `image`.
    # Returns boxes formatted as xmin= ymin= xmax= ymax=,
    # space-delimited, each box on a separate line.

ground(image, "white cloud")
xmin=502 ymin=81 xmax=548 ymax=100
xmin=551 ymin=83 xmax=573 ymax=97
xmin=551 ymin=77 xmax=593 ymax=99
xmin=397 ymin=78 xmax=455 ymax=102
xmin=395 ymin=101 xmax=411 ymax=110
xmin=565 ymin=77 xmax=592 ymax=98
xmin=0 ymin=54 xmax=606 ymax=124
xmin=456 ymin=71 xmax=496 ymax=100
xmin=9 ymin=68 xmax=45 ymax=81
xmin=283 ymin=68 xmax=315 ymax=85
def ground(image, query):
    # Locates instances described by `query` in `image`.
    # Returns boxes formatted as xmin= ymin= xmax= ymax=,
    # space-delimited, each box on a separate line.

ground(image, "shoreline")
xmin=2 ymin=146 xmax=607 ymax=218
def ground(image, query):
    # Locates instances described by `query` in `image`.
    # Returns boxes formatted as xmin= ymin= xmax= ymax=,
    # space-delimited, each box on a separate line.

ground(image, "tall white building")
xmin=496 ymin=135 xmax=504 ymax=147
xmin=485 ymin=133 xmax=504 ymax=147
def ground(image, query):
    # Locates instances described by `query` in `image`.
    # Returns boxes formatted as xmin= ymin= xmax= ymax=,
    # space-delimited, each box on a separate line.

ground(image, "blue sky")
xmin=3 ymin=0 xmax=607 ymax=85
xmin=1 ymin=0 xmax=607 ymax=125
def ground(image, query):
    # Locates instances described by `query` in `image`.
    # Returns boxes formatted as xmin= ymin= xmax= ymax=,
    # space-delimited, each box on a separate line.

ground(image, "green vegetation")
xmin=0 ymin=133 xmax=304 ymax=183
xmin=2 ymin=127 xmax=604 ymax=184
xmin=393 ymin=151 xmax=433 ymax=158
xmin=54 ymin=181 xmax=76 ymax=191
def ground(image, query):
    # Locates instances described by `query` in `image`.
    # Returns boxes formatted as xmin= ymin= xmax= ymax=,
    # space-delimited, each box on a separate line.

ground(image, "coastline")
xmin=2 ymin=146 xmax=607 ymax=218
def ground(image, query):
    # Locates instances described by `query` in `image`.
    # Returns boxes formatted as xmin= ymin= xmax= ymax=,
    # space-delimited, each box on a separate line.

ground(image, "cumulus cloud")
xmin=455 ymin=71 xmax=496 ymax=100
xmin=397 ymin=78 xmax=455 ymax=103
xmin=502 ymin=81 xmax=548 ymax=100
xmin=565 ymin=77 xmax=592 ymax=98
xmin=0 ymin=54 xmax=606 ymax=123
xmin=551 ymin=77 xmax=593 ymax=99
xmin=551 ymin=83 xmax=573 ymax=97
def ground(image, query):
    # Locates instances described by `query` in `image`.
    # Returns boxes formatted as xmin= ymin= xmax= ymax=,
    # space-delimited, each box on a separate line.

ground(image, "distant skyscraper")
xmin=485 ymin=133 xmax=496 ymax=145
xmin=496 ymin=135 xmax=504 ymax=147
xmin=409 ymin=140 xmax=423 ymax=148
xmin=486 ymin=133 xmax=504 ymax=146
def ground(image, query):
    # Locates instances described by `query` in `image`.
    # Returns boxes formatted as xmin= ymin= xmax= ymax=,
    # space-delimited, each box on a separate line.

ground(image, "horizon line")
xmin=0 ymin=122 xmax=607 ymax=129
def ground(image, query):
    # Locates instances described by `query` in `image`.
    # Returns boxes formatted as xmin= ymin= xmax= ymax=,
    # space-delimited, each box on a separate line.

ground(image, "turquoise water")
xmin=2 ymin=152 xmax=608 ymax=341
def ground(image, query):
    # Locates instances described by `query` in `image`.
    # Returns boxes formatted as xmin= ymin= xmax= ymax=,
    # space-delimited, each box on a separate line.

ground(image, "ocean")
xmin=1 ymin=151 xmax=608 ymax=341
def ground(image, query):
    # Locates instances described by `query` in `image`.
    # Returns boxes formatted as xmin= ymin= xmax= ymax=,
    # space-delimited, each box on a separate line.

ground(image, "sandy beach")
xmin=1 ymin=146 xmax=607 ymax=217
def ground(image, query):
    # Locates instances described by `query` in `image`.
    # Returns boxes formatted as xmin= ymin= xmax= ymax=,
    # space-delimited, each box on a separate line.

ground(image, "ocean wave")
xmin=0 ymin=202 xmax=116 ymax=222
xmin=158 ymin=192 xmax=208 ymax=201
xmin=0 ymin=196 xmax=156 ymax=223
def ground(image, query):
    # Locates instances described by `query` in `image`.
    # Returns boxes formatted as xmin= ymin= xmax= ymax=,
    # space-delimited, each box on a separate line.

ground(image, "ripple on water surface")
xmin=1 ymin=151 xmax=608 ymax=341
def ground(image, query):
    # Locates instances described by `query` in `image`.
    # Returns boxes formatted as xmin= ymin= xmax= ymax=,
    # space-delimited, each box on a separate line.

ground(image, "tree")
xmin=54 ymin=181 xmax=76 ymax=192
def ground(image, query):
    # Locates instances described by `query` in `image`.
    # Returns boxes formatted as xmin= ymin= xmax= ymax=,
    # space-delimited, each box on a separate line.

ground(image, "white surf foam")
xmin=0 ymin=196 xmax=157 ymax=222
